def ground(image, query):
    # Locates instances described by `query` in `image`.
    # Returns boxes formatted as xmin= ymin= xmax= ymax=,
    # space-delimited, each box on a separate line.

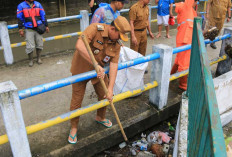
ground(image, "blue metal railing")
xmin=7 ymin=15 xmax=83 ymax=30
xmin=18 ymin=34 xmax=230 ymax=100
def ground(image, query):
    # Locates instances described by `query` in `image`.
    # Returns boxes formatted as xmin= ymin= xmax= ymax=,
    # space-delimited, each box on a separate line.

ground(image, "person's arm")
xmin=206 ymin=1 xmax=210 ymax=19
xmin=90 ymin=8 xmax=103 ymax=24
xmin=105 ymin=62 xmax=118 ymax=101
xmin=130 ymin=20 xmax=138 ymax=46
xmin=227 ymin=2 xmax=231 ymax=22
xmin=170 ymin=3 xmax=173 ymax=17
xmin=17 ymin=4 xmax=25 ymax=37
xmin=147 ymin=20 xmax=154 ymax=39
xmin=76 ymin=38 xmax=105 ymax=79
xmin=89 ymin=0 xmax=94 ymax=8
xmin=39 ymin=3 xmax=49 ymax=33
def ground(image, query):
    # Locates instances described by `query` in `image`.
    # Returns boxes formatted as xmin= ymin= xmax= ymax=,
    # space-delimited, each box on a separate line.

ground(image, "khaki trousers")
xmin=70 ymin=76 xmax=109 ymax=128
xmin=130 ymin=29 xmax=147 ymax=56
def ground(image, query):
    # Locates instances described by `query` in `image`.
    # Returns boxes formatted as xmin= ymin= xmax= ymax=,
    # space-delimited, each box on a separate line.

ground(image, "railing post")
xmin=149 ymin=44 xmax=173 ymax=109
xmin=59 ymin=0 xmax=67 ymax=17
xmin=0 ymin=81 xmax=31 ymax=157
xmin=216 ymin=27 xmax=232 ymax=76
xmin=0 ymin=21 xmax=14 ymax=65
xmin=80 ymin=10 xmax=89 ymax=32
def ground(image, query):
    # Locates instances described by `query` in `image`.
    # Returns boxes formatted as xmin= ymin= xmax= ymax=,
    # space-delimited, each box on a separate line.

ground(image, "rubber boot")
xmin=28 ymin=52 xmax=33 ymax=67
xmin=36 ymin=48 xmax=42 ymax=64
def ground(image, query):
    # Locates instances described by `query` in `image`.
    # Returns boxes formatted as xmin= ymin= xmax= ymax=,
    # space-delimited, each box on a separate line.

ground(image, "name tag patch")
xmin=97 ymin=40 xmax=103 ymax=45
xmin=103 ymin=56 xmax=111 ymax=63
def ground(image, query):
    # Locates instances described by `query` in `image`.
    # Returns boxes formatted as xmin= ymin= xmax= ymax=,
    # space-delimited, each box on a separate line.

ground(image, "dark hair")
xmin=110 ymin=21 xmax=119 ymax=31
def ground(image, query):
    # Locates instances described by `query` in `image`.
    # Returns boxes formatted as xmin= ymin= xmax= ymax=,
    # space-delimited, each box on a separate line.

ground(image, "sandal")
xmin=68 ymin=130 xmax=77 ymax=144
xmin=96 ymin=119 xmax=112 ymax=128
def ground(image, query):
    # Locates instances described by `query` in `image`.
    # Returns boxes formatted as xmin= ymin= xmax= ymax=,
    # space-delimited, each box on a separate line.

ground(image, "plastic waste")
xmin=168 ymin=122 xmax=175 ymax=131
xmin=147 ymin=131 xmax=171 ymax=144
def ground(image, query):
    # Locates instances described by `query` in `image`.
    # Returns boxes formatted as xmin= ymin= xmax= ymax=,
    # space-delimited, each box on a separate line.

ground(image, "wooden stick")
xmin=81 ymin=35 xmax=128 ymax=142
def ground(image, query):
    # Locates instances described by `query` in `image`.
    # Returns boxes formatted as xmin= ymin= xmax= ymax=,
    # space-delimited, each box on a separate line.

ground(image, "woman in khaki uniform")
xmin=68 ymin=16 xmax=131 ymax=144
xmin=129 ymin=0 xmax=154 ymax=56
xmin=206 ymin=0 xmax=231 ymax=49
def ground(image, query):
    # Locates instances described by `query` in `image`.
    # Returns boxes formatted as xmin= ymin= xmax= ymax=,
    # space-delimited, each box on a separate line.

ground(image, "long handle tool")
xmin=81 ymin=35 xmax=128 ymax=142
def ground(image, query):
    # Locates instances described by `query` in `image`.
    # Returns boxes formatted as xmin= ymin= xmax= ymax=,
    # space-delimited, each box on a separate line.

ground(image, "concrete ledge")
xmin=214 ymin=70 xmax=232 ymax=126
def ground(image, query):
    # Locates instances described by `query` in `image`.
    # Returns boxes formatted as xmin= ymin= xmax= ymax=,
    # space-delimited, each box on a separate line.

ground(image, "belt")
xmin=134 ymin=28 xmax=145 ymax=31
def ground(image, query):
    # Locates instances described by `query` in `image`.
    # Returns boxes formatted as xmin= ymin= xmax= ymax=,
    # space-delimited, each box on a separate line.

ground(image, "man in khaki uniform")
xmin=68 ymin=16 xmax=131 ymax=144
xmin=129 ymin=0 xmax=154 ymax=56
xmin=206 ymin=0 xmax=231 ymax=49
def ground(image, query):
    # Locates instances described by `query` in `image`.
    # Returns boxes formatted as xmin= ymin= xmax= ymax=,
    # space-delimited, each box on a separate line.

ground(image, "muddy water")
xmin=0 ymin=3 xmax=205 ymax=65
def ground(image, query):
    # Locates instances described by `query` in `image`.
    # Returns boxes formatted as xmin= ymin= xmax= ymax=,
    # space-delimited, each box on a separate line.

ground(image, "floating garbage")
xmin=119 ymin=142 xmax=127 ymax=149
xmin=147 ymin=131 xmax=171 ymax=144
xmin=150 ymin=143 xmax=164 ymax=157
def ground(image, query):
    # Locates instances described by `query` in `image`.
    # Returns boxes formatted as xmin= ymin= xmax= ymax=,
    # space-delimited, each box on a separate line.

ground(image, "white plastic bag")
xmin=113 ymin=46 xmax=148 ymax=95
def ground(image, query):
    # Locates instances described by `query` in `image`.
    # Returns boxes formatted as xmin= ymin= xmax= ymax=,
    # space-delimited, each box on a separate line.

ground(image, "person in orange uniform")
xmin=170 ymin=0 xmax=198 ymax=91
xmin=129 ymin=0 xmax=154 ymax=56
xmin=68 ymin=16 xmax=131 ymax=144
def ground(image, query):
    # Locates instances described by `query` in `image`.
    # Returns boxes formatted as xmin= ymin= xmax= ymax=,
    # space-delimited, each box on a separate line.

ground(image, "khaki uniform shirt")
xmin=71 ymin=23 xmax=120 ymax=84
xmin=129 ymin=2 xmax=149 ymax=30
xmin=209 ymin=0 xmax=231 ymax=18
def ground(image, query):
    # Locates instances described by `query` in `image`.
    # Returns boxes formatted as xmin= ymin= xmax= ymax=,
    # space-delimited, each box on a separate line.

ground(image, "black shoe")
xmin=210 ymin=43 xmax=217 ymax=49
xmin=145 ymin=70 xmax=148 ymax=74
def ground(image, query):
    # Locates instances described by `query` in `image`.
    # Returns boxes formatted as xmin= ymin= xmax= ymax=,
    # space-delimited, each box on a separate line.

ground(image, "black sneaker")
xmin=210 ymin=43 xmax=217 ymax=49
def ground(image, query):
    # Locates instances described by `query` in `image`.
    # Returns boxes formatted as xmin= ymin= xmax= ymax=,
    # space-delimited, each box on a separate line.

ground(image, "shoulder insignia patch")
xmin=97 ymin=25 xmax=104 ymax=31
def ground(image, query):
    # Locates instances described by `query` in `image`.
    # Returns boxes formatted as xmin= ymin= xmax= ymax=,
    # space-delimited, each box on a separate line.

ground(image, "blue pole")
xmin=7 ymin=15 xmax=82 ymax=30
xmin=18 ymin=53 xmax=161 ymax=99
xmin=173 ymin=34 xmax=231 ymax=54
xmin=18 ymin=33 xmax=231 ymax=100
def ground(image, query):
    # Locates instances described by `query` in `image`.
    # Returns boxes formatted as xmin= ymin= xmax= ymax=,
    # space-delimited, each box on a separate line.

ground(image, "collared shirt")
xmin=208 ymin=0 xmax=231 ymax=19
xmin=129 ymin=1 xmax=149 ymax=30
xmin=71 ymin=23 xmax=120 ymax=77
xmin=90 ymin=3 xmax=120 ymax=25
xmin=157 ymin=0 xmax=174 ymax=16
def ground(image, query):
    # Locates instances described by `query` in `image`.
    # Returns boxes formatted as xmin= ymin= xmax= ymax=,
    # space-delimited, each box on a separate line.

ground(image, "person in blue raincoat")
xmin=91 ymin=0 xmax=128 ymax=25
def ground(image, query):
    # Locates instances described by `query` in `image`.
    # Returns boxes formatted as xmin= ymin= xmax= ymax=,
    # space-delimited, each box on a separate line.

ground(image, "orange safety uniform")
xmin=129 ymin=1 xmax=149 ymax=56
xmin=171 ymin=0 xmax=197 ymax=90
xmin=70 ymin=23 xmax=120 ymax=127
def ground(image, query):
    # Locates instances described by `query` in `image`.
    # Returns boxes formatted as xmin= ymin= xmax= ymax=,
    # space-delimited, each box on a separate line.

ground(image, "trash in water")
xmin=119 ymin=142 xmax=127 ymax=149
xmin=163 ymin=144 xmax=169 ymax=155
xmin=150 ymin=143 xmax=164 ymax=157
xmin=147 ymin=131 xmax=171 ymax=144
xmin=168 ymin=122 xmax=175 ymax=131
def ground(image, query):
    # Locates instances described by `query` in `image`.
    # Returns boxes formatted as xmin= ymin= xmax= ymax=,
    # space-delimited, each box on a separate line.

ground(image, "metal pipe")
xmin=0 ymin=81 xmax=159 ymax=145
xmin=17 ymin=33 xmax=230 ymax=100
xmin=0 ymin=32 xmax=82 ymax=50
xmin=7 ymin=15 xmax=83 ymax=30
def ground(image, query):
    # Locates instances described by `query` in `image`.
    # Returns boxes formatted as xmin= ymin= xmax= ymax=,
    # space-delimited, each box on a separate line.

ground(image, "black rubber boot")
xmin=210 ymin=43 xmax=217 ymax=49
xmin=28 ymin=52 xmax=33 ymax=67
xmin=36 ymin=48 xmax=42 ymax=64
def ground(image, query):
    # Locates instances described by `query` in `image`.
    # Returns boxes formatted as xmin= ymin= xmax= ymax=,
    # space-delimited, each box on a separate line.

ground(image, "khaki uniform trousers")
xmin=206 ymin=16 xmax=226 ymax=33
xmin=130 ymin=29 xmax=147 ymax=56
xmin=70 ymin=76 xmax=109 ymax=127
